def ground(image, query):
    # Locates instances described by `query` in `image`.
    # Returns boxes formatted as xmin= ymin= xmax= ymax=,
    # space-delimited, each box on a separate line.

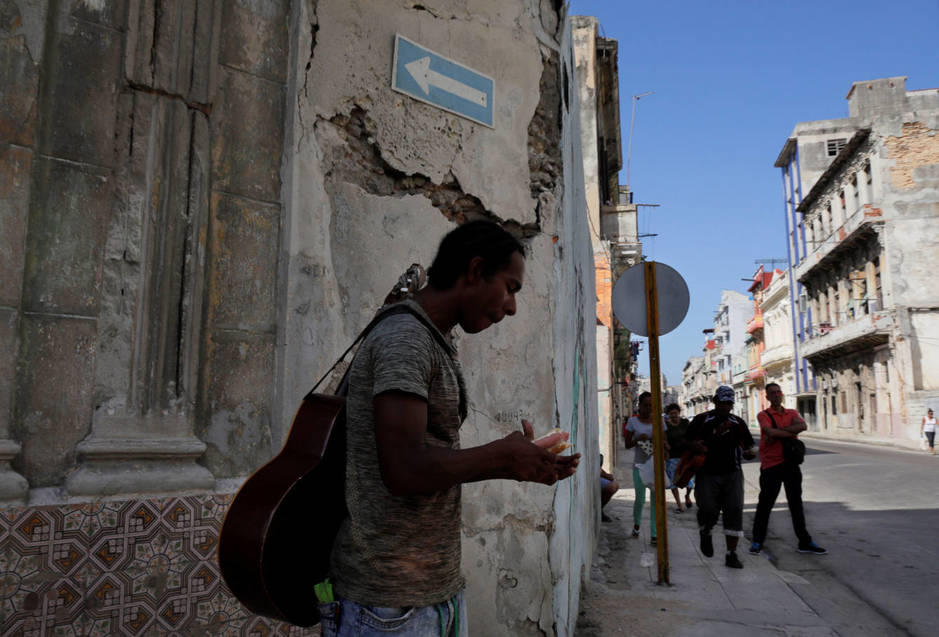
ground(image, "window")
xmin=827 ymin=138 xmax=847 ymax=156
xmin=864 ymin=160 xmax=872 ymax=184
xmin=873 ymin=257 xmax=882 ymax=308
xmin=841 ymin=391 xmax=847 ymax=413
xmin=831 ymin=394 xmax=837 ymax=415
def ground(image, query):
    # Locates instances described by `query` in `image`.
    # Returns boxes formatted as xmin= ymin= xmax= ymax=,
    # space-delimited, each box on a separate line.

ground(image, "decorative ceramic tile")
xmin=0 ymin=495 xmax=319 ymax=636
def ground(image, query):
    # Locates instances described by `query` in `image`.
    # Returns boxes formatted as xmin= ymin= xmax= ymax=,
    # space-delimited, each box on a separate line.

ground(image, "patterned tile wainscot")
xmin=0 ymin=494 xmax=320 ymax=636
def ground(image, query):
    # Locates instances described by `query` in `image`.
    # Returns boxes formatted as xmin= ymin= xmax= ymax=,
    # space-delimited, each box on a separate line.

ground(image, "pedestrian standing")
xmin=623 ymin=392 xmax=665 ymax=544
xmin=921 ymin=408 xmax=936 ymax=455
xmin=686 ymin=386 xmax=755 ymax=569
xmin=749 ymin=383 xmax=827 ymax=556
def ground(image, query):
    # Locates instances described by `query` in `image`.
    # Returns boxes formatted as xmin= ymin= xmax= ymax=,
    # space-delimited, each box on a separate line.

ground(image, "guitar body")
xmin=218 ymin=393 xmax=347 ymax=627
xmin=218 ymin=263 xmax=427 ymax=627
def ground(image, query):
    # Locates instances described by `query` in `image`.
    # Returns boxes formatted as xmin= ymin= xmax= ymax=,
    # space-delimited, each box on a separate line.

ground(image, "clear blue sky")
xmin=569 ymin=0 xmax=939 ymax=386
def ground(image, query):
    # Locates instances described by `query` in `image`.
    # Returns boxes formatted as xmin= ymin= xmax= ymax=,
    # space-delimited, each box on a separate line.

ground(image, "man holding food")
xmin=318 ymin=221 xmax=580 ymax=636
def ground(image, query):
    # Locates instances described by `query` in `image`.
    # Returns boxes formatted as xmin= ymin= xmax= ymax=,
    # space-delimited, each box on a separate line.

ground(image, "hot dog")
xmin=535 ymin=428 xmax=572 ymax=454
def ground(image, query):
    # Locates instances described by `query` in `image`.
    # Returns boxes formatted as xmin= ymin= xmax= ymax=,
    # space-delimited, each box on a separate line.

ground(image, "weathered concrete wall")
xmin=1 ymin=0 xmax=600 ymax=633
xmin=280 ymin=2 xmax=598 ymax=635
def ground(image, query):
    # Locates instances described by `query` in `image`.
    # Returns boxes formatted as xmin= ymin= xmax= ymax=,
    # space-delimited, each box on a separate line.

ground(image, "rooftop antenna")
xmin=626 ymin=91 xmax=654 ymax=191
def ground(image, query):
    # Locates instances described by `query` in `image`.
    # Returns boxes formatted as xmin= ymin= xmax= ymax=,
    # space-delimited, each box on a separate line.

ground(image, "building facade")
xmin=741 ymin=267 xmax=775 ymax=424
xmin=776 ymin=77 xmax=939 ymax=443
xmin=759 ymin=269 xmax=800 ymax=418
xmin=0 ymin=2 xmax=606 ymax=634
xmin=572 ymin=17 xmax=638 ymax=473
xmin=679 ymin=290 xmax=750 ymax=419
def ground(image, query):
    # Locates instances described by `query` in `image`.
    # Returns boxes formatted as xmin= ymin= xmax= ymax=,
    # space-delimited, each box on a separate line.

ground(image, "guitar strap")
xmin=306 ymin=303 xmax=466 ymax=420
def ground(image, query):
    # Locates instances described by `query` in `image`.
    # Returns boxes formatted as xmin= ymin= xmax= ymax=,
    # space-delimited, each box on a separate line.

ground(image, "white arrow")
xmin=404 ymin=57 xmax=487 ymax=108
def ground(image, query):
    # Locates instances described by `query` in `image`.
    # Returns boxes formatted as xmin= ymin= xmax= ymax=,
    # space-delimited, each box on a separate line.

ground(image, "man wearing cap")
xmin=686 ymin=385 xmax=756 ymax=569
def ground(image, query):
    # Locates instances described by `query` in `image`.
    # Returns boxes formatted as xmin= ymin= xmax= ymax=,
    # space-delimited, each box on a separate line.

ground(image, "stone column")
xmin=0 ymin=6 xmax=34 ymax=501
xmin=832 ymin=190 xmax=845 ymax=227
xmin=857 ymin=166 xmax=870 ymax=206
xmin=66 ymin=1 xmax=219 ymax=495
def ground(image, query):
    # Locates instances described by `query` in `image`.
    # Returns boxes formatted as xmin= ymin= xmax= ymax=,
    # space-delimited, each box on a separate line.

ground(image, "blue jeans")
xmin=318 ymin=589 xmax=467 ymax=636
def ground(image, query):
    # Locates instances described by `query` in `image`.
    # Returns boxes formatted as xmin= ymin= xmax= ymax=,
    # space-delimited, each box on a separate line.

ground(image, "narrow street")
xmin=578 ymin=437 xmax=939 ymax=636
xmin=740 ymin=437 xmax=939 ymax=637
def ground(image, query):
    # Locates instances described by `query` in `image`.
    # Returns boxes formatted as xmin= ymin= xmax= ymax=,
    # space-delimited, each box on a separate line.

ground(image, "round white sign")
xmin=611 ymin=262 xmax=689 ymax=337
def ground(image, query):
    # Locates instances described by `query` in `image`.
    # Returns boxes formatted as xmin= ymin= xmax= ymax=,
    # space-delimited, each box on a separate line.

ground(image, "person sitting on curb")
xmin=686 ymin=386 xmax=755 ymax=569
xmin=599 ymin=454 xmax=620 ymax=522
xmin=750 ymin=383 xmax=827 ymax=556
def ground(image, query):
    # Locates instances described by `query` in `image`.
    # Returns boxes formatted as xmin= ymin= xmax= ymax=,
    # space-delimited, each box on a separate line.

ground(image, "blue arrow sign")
xmin=392 ymin=34 xmax=495 ymax=128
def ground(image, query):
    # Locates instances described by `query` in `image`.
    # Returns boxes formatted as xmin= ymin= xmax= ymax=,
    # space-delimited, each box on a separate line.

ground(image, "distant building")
xmin=680 ymin=290 xmax=751 ymax=419
xmin=759 ymin=269 xmax=801 ymax=421
xmin=680 ymin=356 xmax=706 ymax=415
xmin=742 ymin=266 xmax=775 ymax=422
xmin=775 ymin=77 xmax=939 ymax=442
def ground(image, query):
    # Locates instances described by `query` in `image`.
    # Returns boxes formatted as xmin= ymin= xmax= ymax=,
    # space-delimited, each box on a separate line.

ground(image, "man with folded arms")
xmin=749 ymin=383 xmax=826 ymax=556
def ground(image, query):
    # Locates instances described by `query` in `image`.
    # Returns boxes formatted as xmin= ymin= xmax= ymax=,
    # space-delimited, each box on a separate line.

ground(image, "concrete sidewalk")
xmin=575 ymin=456 xmax=838 ymax=637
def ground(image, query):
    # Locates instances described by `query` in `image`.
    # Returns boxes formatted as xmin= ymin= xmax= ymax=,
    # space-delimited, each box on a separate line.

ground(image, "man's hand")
xmin=497 ymin=420 xmax=580 ymax=484
xmin=742 ymin=447 xmax=756 ymax=460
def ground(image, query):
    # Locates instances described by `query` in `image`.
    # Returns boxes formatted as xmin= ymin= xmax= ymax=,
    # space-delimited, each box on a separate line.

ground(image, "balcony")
xmin=801 ymin=311 xmax=892 ymax=361
xmin=761 ymin=342 xmax=794 ymax=370
xmin=795 ymin=206 xmax=885 ymax=283
xmin=744 ymin=367 xmax=766 ymax=384
xmin=746 ymin=315 xmax=764 ymax=334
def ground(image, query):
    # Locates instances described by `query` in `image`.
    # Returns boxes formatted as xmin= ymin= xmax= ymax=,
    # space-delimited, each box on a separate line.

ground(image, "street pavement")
xmin=576 ymin=436 xmax=937 ymax=636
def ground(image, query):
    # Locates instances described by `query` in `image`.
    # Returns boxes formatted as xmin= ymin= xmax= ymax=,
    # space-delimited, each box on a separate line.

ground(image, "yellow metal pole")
xmin=644 ymin=261 xmax=669 ymax=584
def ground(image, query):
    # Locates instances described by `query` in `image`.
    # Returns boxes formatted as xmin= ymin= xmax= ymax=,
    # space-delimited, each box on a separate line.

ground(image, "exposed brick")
xmin=884 ymin=122 xmax=939 ymax=190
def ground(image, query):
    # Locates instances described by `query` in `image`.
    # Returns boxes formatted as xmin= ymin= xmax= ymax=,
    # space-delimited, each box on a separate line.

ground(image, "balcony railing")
xmin=795 ymin=206 xmax=884 ymax=283
xmin=801 ymin=311 xmax=891 ymax=360
xmin=746 ymin=315 xmax=764 ymax=334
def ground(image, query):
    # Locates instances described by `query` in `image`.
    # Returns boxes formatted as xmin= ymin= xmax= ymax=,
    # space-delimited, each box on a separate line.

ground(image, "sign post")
xmin=644 ymin=262 xmax=669 ymax=584
xmin=611 ymin=261 xmax=689 ymax=585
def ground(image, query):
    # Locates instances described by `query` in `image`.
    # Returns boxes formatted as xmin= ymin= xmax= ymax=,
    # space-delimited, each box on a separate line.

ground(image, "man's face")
xmin=460 ymin=251 xmax=524 ymax=334
xmin=666 ymin=409 xmax=680 ymax=424
xmin=766 ymin=386 xmax=784 ymax=406
xmin=715 ymin=401 xmax=733 ymax=414
xmin=638 ymin=396 xmax=652 ymax=418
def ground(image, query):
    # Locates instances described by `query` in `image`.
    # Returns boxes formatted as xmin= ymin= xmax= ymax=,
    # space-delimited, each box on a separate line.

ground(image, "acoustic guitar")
xmin=218 ymin=265 xmax=426 ymax=627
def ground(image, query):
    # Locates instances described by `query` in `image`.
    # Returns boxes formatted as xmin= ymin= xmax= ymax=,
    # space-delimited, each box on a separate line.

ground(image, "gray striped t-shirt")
xmin=329 ymin=300 xmax=466 ymax=607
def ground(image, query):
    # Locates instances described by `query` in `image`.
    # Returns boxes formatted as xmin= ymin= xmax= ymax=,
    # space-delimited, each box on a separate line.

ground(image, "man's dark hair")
xmin=665 ymin=403 xmax=681 ymax=413
xmin=765 ymin=383 xmax=781 ymax=392
xmin=638 ymin=391 xmax=652 ymax=403
xmin=427 ymin=221 xmax=525 ymax=290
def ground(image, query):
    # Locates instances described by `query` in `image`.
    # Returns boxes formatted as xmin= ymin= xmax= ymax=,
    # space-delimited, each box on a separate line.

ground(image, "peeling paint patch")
xmin=318 ymin=106 xmax=540 ymax=236
xmin=884 ymin=122 xmax=939 ymax=190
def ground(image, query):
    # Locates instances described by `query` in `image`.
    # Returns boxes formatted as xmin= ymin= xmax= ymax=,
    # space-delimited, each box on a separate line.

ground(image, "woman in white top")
xmin=623 ymin=392 xmax=666 ymax=544
xmin=921 ymin=408 xmax=936 ymax=455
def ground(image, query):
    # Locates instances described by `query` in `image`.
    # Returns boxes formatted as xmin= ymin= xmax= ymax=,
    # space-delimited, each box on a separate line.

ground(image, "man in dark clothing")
xmin=686 ymin=385 xmax=755 ymax=569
